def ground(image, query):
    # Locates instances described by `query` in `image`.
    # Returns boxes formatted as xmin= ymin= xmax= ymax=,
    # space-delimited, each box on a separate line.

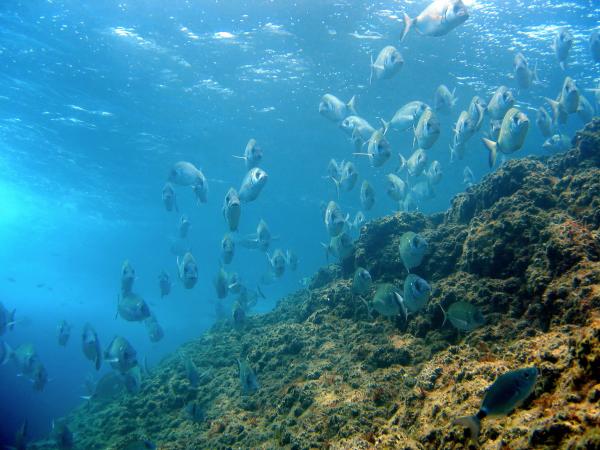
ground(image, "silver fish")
xmin=487 ymin=86 xmax=514 ymax=120
xmin=239 ymin=167 xmax=268 ymax=202
xmin=233 ymin=138 xmax=263 ymax=169
xmin=319 ymin=94 xmax=357 ymax=122
xmin=360 ymin=180 xmax=375 ymax=211
xmin=414 ymin=108 xmax=440 ymax=150
xmin=553 ymin=28 xmax=573 ymax=70
xmin=370 ymin=45 xmax=403 ymax=84
xmin=482 ymin=108 xmax=529 ymax=167
xmin=401 ymin=0 xmax=468 ymax=41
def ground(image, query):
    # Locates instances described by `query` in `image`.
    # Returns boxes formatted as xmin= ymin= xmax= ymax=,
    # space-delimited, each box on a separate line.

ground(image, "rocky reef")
xmin=33 ymin=120 xmax=600 ymax=449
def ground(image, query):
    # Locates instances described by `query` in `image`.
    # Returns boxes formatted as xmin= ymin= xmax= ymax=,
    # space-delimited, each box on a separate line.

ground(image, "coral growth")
xmin=32 ymin=120 xmax=600 ymax=449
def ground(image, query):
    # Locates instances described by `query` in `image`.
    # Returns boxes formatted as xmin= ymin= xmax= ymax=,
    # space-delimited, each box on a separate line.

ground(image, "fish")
xmin=449 ymin=133 xmax=467 ymax=162
xmin=331 ymin=160 xmax=359 ymax=197
xmin=463 ymin=166 xmax=475 ymax=187
xmin=354 ymin=128 xmax=392 ymax=167
xmin=177 ymin=252 xmax=199 ymax=289
xmin=122 ymin=365 xmax=142 ymax=394
xmin=487 ymin=86 xmax=514 ymax=120
xmin=482 ymin=107 xmax=529 ymax=167
xmin=536 ymin=106 xmax=554 ymax=138
xmin=267 ymin=248 xmax=287 ymax=278
xmin=340 ymin=115 xmax=376 ymax=150
xmin=399 ymin=231 xmax=428 ymax=272
xmin=591 ymin=30 xmax=600 ymax=63
xmin=577 ymin=95 xmax=594 ymax=124
xmin=383 ymin=101 xmax=429 ymax=133
xmin=83 ymin=371 xmax=126 ymax=402
xmin=467 ymin=96 xmax=486 ymax=131
xmin=411 ymin=180 xmax=435 ymax=204
xmin=513 ymin=52 xmax=537 ymax=90
xmin=403 ymin=274 xmax=432 ymax=313
xmin=323 ymin=231 xmax=354 ymax=261
xmin=52 ymin=420 xmax=74 ymax=450
xmin=360 ymin=180 xmax=376 ymax=211
xmin=10 ymin=343 xmax=38 ymax=376
xmin=352 ymin=267 xmax=372 ymax=296
xmin=414 ymin=108 xmax=440 ymax=149
xmin=285 ymin=250 xmax=298 ymax=271
xmin=158 ymin=270 xmax=172 ymax=298
xmin=401 ymin=0 xmax=468 ymax=41
xmin=227 ymin=271 xmax=243 ymax=294
xmin=407 ymin=148 xmax=428 ymax=177
xmin=168 ymin=161 xmax=205 ymax=187
xmin=233 ymin=138 xmax=263 ymax=169
xmin=185 ymin=357 xmax=200 ymax=387
xmin=0 ymin=302 xmax=16 ymax=335
xmin=31 ymin=361 xmax=48 ymax=391
xmin=145 ymin=314 xmax=164 ymax=343
xmin=104 ymin=336 xmax=138 ymax=373
xmin=162 ymin=182 xmax=178 ymax=212
xmin=179 ymin=215 xmax=191 ymax=238
xmin=239 ymin=167 xmax=268 ymax=202
xmin=453 ymin=110 xmax=477 ymax=146
xmin=82 ymin=323 xmax=102 ymax=370
xmin=326 ymin=158 xmax=342 ymax=180
xmin=232 ymin=301 xmax=246 ymax=328
xmin=57 ymin=320 xmax=71 ymax=346
xmin=370 ymin=45 xmax=403 ymax=84
xmin=121 ymin=260 xmax=136 ymax=296
xmin=426 ymin=160 xmax=443 ymax=186
xmin=214 ymin=267 xmax=229 ymax=299
xmin=185 ymin=401 xmax=205 ymax=423
xmin=238 ymin=357 xmax=260 ymax=394
xmin=440 ymin=301 xmax=485 ymax=331
xmin=369 ymin=283 xmax=407 ymax=319
xmin=386 ymin=173 xmax=407 ymax=202
xmin=488 ymin=119 xmax=502 ymax=141
xmin=14 ymin=420 xmax=27 ymax=450
xmin=239 ymin=219 xmax=274 ymax=252
xmin=554 ymin=76 xmax=580 ymax=115
xmin=191 ymin=172 xmax=209 ymax=204
xmin=223 ymin=187 xmax=242 ymax=232
xmin=350 ymin=211 xmax=366 ymax=230
xmin=118 ymin=293 xmax=151 ymax=322
xmin=433 ymin=85 xmax=457 ymax=114
xmin=453 ymin=367 xmax=538 ymax=446
xmin=319 ymin=94 xmax=357 ymax=122
xmin=221 ymin=233 xmax=235 ymax=264
xmin=542 ymin=134 xmax=571 ymax=153
xmin=553 ymin=28 xmax=573 ymax=70
xmin=324 ymin=201 xmax=348 ymax=237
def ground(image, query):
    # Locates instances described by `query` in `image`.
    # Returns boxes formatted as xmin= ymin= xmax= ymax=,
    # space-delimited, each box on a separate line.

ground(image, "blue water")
xmin=0 ymin=0 xmax=598 ymax=445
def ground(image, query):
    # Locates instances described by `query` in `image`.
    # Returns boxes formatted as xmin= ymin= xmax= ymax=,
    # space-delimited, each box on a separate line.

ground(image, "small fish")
xmin=158 ymin=271 xmax=172 ymax=298
xmin=433 ymin=85 xmax=457 ymax=114
xmin=454 ymin=367 xmax=538 ymax=446
xmin=463 ymin=166 xmax=475 ymax=187
xmin=177 ymin=252 xmax=198 ymax=289
xmin=411 ymin=180 xmax=435 ymax=203
xmin=323 ymin=231 xmax=354 ymax=261
xmin=542 ymin=134 xmax=571 ymax=153
xmin=238 ymin=357 xmax=260 ymax=394
xmin=403 ymin=274 xmax=431 ymax=313
xmin=555 ymin=76 xmax=580 ymax=115
xmin=239 ymin=219 xmax=274 ymax=252
xmin=369 ymin=283 xmax=407 ymax=319
xmin=576 ymin=95 xmax=594 ymax=124
xmin=191 ymin=172 xmax=209 ymax=204
xmin=233 ymin=138 xmax=263 ymax=169
xmin=535 ymin=106 xmax=554 ymax=138
xmin=239 ymin=167 xmax=268 ymax=202
xmin=553 ymin=28 xmax=573 ymax=70
xmin=324 ymin=201 xmax=348 ymax=237
xmin=482 ymin=108 xmax=529 ymax=167
xmin=185 ymin=401 xmax=205 ymax=423
xmin=352 ymin=267 xmax=372 ymax=296
xmin=453 ymin=110 xmax=477 ymax=147
xmin=222 ymin=187 xmax=242 ymax=232
xmin=513 ymin=52 xmax=537 ymax=90
xmin=232 ymin=301 xmax=246 ymax=328
xmin=185 ymin=357 xmax=200 ymax=387
xmin=145 ymin=314 xmax=164 ymax=343
xmin=168 ymin=161 xmax=205 ymax=187
xmin=467 ymin=96 xmax=486 ymax=131
xmin=178 ymin=215 xmax=191 ymax=238
xmin=340 ymin=115 xmax=376 ymax=150
xmin=382 ymin=101 xmax=429 ymax=132
xmin=426 ymin=160 xmax=443 ymax=186
xmin=121 ymin=260 xmax=136 ymax=296
xmin=267 ymin=248 xmax=287 ymax=278
xmin=414 ymin=108 xmax=440 ymax=150
xmin=162 ymin=182 xmax=178 ymax=212
xmin=487 ymin=86 xmax=514 ymax=120
xmin=31 ymin=361 xmax=48 ymax=391
xmin=57 ymin=320 xmax=71 ymax=346
xmin=214 ymin=267 xmax=229 ymax=299
xmin=221 ymin=233 xmax=235 ymax=265
xmin=360 ymin=180 xmax=375 ymax=211
xmin=122 ymin=364 xmax=142 ymax=394
xmin=0 ymin=302 xmax=16 ymax=335
xmin=591 ymin=30 xmax=600 ymax=63
xmin=319 ymin=94 xmax=357 ymax=122
xmin=399 ymin=231 xmax=428 ymax=272
xmin=407 ymin=148 xmax=428 ymax=177
xmin=351 ymin=211 xmax=366 ymax=230
xmin=227 ymin=271 xmax=243 ymax=294
xmin=82 ymin=323 xmax=102 ymax=371
xmin=440 ymin=301 xmax=485 ymax=331
xmin=118 ymin=293 xmax=151 ymax=322
xmin=331 ymin=161 xmax=359 ymax=197
xmin=488 ymin=119 xmax=502 ymax=142
xmin=370 ymin=45 xmax=403 ymax=84
xmin=386 ymin=173 xmax=407 ymax=202
xmin=104 ymin=336 xmax=138 ymax=373
xmin=354 ymin=128 xmax=392 ymax=167
xmin=449 ymin=133 xmax=467 ymax=162
xmin=401 ymin=0 xmax=468 ymax=41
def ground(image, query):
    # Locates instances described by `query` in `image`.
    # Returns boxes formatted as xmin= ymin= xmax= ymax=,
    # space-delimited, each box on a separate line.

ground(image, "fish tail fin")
xmin=347 ymin=95 xmax=357 ymax=115
xmin=369 ymin=54 xmax=374 ymax=85
xmin=453 ymin=415 xmax=481 ymax=447
xmin=330 ymin=176 xmax=341 ymax=199
xmin=401 ymin=12 xmax=412 ymax=42
xmin=481 ymin=137 xmax=498 ymax=168
xmin=379 ymin=117 xmax=390 ymax=135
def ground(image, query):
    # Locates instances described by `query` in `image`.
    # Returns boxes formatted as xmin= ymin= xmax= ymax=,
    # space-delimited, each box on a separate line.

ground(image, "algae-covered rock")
xmin=31 ymin=120 xmax=600 ymax=449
